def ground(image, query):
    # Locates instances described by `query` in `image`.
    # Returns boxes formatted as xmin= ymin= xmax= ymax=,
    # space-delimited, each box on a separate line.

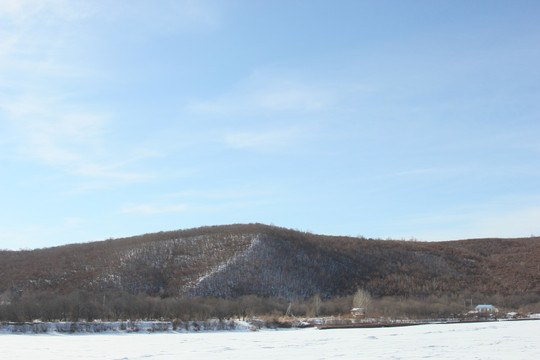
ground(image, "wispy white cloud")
xmin=224 ymin=128 xmax=303 ymax=152
xmin=189 ymin=69 xmax=334 ymax=115
xmin=1 ymin=95 xmax=155 ymax=183
xmin=113 ymin=0 xmax=220 ymax=33
xmin=191 ymin=85 xmax=331 ymax=114
xmin=64 ymin=216 xmax=83 ymax=224
xmin=254 ymin=86 xmax=330 ymax=112
xmin=398 ymin=197 xmax=540 ymax=241
xmin=0 ymin=0 xmax=219 ymax=83
xmin=0 ymin=0 xmax=219 ymax=187
xmin=187 ymin=69 xmax=333 ymax=153
xmin=2 ymin=95 xmax=104 ymax=163
xmin=74 ymin=163 xmax=154 ymax=182
xmin=466 ymin=206 xmax=540 ymax=239
xmin=0 ymin=227 xmax=49 ymax=250
xmin=395 ymin=167 xmax=467 ymax=177
xmin=121 ymin=203 xmax=188 ymax=215
xmin=120 ymin=185 xmax=281 ymax=217
xmin=0 ymin=216 xmax=87 ymax=250
xmin=0 ymin=0 xmax=95 ymax=60
xmin=0 ymin=0 xmax=95 ymax=21
xmin=0 ymin=2 xmax=106 ymax=181
xmin=163 ymin=185 xmax=278 ymax=201
xmin=0 ymin=0 xmax=216 ymax=30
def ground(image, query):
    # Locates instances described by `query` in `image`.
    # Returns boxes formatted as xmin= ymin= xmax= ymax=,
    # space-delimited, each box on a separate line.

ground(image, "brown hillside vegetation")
xmin=1 ymin=224 xmax=539 ymax=321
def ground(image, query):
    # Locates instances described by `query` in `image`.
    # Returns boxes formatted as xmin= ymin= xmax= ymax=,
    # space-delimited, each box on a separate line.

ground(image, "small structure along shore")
xmin=316 ymin=317 xmax=540 ymax=330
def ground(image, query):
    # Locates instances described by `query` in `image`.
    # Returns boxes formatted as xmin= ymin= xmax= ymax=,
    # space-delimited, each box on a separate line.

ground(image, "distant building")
xmin=351 ymin=308 xmax=365 ymax=317
xmin=475 ymin=304 xmax=499 ymax=313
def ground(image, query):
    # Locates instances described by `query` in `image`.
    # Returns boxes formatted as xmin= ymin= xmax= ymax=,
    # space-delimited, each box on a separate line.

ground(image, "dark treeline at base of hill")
xmin=2 ymin=290 xmax=540 ymax=322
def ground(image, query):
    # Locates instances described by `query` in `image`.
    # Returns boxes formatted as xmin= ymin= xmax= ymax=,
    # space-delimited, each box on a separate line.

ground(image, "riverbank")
xmin=316 ymin=317 xmax=540 ymax=329
xmin=2 ymin=315 xmax=539 ymax=334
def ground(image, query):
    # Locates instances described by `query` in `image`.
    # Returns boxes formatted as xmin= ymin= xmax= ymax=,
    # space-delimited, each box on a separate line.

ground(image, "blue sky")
xmin=1 ymin=0 xmax=539 ymax=249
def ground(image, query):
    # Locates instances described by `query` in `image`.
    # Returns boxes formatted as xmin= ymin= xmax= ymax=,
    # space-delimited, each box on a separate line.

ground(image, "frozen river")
xmin=1 ymin=320 xmax=539 ymax=359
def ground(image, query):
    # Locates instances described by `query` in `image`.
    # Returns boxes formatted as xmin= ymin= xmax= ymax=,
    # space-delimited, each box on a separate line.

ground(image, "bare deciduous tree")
xmin=353 ymin=288 xmax=371 ymax=312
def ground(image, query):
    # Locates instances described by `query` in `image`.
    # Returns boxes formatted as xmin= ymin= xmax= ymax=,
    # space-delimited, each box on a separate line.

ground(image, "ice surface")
xmin=1 ymin=320 xmax=539 ymax=359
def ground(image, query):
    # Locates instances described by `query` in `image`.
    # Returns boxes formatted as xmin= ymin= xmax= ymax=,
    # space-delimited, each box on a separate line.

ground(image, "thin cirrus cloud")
xmin=2 ymin=96 xmax=153 ymax=183
xmin=0 ymin=0 xmax=218 ymax=85
xmin=118 ymin=0 xmax=220 ymax=32
xmin=396 ymin=193 xmax=540 ymax=241
xmin=0 ymin=0 xmax=216 ymax=29
xmin=411 ymin=206 xmax=540 ymax=241
xmin=468 ymin=206 xmax=540 ymax=239
xmin=0 ymin=0 xmax=94 ymax=64
xmin=188 ymin=70 xmax=334 ymax=153
xmin=3 ymin=96 xmax=106 ymax=163
xmin=190 ymin=85 xmax=329 ymax=153
xmin=0 ymin=2 xmax=161 ymax=186
xmin=121 ymin=203 xmax=188 ymax=215
xmin=190 ymin=85 xmax=332 ymax=114
xmin=253 ymin=86 xmax=331 ymax=112
xmin=189 ymin=69 xmax=334 ymax=115
xmin=394 ymin=167 xmax=467 ymax=177
xmin=224 ymin=128 xmax=303 ymax=152
xmin=74 ymin=163 xmax=154 ymax=182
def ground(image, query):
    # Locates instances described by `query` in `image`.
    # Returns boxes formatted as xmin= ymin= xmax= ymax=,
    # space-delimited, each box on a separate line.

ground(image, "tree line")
xmin=2 ymin=289 xmax=539 ymax=323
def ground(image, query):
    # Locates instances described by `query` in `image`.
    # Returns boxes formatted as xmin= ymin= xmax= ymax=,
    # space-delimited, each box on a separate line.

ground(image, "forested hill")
xmin=1 ymin=224 xmax=539 ymax=300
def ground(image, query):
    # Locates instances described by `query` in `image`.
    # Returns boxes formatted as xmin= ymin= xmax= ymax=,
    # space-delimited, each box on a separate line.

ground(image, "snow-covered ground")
xmin=1 ymin=320 xmax=539 ymax=359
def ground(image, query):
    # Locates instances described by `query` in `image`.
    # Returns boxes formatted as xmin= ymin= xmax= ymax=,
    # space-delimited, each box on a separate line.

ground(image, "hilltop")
xmin=1 ymin=224 xmax=539 ymax=321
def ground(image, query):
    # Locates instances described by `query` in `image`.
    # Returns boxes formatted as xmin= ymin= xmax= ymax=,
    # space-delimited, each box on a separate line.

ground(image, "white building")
xmin=475 ymin=304 xmax=498 ymax=313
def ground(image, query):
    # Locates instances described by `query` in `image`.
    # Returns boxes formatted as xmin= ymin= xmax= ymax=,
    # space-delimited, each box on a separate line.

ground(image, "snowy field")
xmin=1 ymin=320 xmax=539 ymax=359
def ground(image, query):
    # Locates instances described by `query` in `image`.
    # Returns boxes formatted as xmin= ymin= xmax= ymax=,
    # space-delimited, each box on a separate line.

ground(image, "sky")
xmin=1 ymin=0 xmax=539 ymax=250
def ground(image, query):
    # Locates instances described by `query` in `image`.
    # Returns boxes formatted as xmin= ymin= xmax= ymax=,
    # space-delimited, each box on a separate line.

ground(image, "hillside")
xmin=1 ymin=224 xmax=539 ymax=302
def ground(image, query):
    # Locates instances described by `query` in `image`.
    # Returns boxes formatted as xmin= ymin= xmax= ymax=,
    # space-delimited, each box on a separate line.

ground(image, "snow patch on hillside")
xmin=188 ymin=235 xmax=262 ymax=288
